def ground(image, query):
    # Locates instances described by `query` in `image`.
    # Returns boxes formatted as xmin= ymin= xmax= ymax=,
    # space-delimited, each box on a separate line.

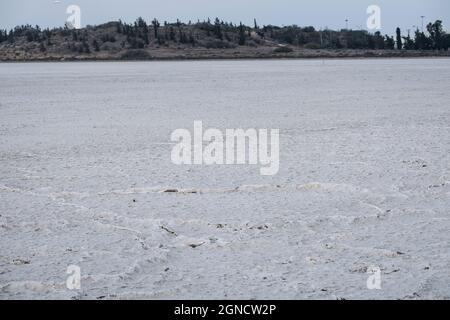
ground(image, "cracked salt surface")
xmin=1 ymin=59 xmax=450 ymax=299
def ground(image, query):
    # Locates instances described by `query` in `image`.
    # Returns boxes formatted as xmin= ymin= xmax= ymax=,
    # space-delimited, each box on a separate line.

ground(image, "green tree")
xmin=427 ymin=20 xmax=443 ymax=50
xmin=402 ymin=33 xmax=415 ymax=50
xmin=176 ymin=19 xmax=183 ymax=40
xmin=169 ymin=26 xmax=176 ymax=41
xmin=370 ymin=31 xmax=385 ymax=49
xmin=238 ymin=22 xmax=246 ymax=45
xmin=7 ymin=30 xmax=15 ymax=43
xmin=214 ymin=18 xmax=223 ymax=40
xmin=117 ymin=20 xmax=123 ymax=33
xmin=136 ymin=17 xmax=147 ymax=28
xmin=92 ymin=39 xmax=100 ymax=52
xmin=254 ymin=18 xmax=259 ymax=30
xmin=414 ymin=29 xmax=425 ymax=49
xmin=82 ymin=40 xmax=90 ymax=54
xmin=152 ymin=18 xmax=160 ymax=39
xmin=442 ymin=34 xmax=450 ymax=50
xmin=0 ymin=30 xmax=6 ymax=43
xmin=396 ymin=27 xmax=402 ymax=50
xmin=384 ymin=35 xmax=395 ymax=49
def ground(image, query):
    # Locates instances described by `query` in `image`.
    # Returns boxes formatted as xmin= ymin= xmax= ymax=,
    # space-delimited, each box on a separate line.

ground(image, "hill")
xmin=1 ymin=18 xmax=450 ymax=61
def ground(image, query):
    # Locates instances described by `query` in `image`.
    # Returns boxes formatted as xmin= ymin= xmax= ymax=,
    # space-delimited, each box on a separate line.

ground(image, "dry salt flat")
xmin=0 ymin=58 xmax=450 ymax=300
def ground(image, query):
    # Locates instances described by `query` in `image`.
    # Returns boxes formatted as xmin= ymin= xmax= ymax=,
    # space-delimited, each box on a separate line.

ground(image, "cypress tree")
xmin=238 ymin=22 xmax=246 ymax=45
xmin=396 ymin=27 xmax=402 ymax=50
xmin=152 ymin=19 xmax=160 ymax=39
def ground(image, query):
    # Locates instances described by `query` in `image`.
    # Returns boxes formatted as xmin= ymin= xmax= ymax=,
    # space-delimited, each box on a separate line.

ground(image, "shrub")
xmin=303 ymin=42 xmax=321 ymax=49
xmin=274 ymin=46 xmax=293 ymax=53
xmin=202 ymin=39 xmax=236 ymax=49
xmin=120 ymin=49 xmax=151 ymax=60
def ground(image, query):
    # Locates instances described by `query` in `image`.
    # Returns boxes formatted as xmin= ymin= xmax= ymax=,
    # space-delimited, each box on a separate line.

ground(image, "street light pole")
xmin=420 ymin=16 xmax=425 ymax=32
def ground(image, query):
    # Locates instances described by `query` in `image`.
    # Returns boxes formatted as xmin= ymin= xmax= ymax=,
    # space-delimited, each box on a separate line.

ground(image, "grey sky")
xmin=0 ymin=0 xmax=449 ymax=35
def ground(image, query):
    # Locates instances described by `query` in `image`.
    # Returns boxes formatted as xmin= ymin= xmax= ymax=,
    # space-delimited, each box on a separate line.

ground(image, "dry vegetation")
xmin=1 ymin=18 xmax=449 ymax=61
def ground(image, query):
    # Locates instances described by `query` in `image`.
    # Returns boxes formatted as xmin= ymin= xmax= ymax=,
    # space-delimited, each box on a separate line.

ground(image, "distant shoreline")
xmin=2 ymin=18 xmax=449 ymax=63
xmin=1 ymin=49 xmax=450 ymax=63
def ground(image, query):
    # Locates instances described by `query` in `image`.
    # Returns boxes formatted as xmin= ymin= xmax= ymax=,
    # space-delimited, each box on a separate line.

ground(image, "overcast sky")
xmin=1 ymin=0 xmax=449 ymax=35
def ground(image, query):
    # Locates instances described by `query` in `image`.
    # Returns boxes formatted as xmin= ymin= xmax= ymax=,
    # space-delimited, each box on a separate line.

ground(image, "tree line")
xmin=0 ymin=18 xmax=449 ymax=52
